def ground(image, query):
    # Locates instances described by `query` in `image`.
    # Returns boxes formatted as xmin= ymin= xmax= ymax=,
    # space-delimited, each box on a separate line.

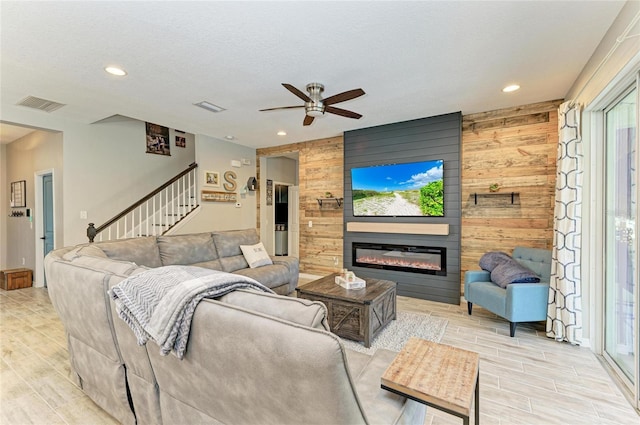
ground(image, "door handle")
xmin=40 ymin=237 xmax=46 ymax=240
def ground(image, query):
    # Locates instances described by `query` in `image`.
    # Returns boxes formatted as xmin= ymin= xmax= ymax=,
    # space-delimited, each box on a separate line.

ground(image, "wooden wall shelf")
xmin=473 ymin=192 xmax=519 ymax=204
xmin=317 ymin=197 xmax=343 ymax=208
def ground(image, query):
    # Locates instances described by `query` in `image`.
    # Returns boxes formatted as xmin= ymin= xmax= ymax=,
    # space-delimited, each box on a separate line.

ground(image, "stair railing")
xmin=87 ymin=162 xmax=199 ymax=242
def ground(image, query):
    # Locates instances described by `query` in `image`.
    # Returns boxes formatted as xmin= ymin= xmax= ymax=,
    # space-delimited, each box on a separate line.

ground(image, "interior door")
xmin=288 ymin=186 xmax=299 ymax=258
xmin=42 ymin=174 xmax=54 ymax=284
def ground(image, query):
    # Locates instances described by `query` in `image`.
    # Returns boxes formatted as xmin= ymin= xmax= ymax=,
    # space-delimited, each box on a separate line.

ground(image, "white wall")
xmin=63 ymin=119 xmax=196 ymax=245
xmin=2 ymin=130 xmax=63 ymax=271
xmin=0 ymin=144 xmax=7 ymax=269
xmin=1 ymin=107 xmax=197 ymax=250
xmin=175 ymin=134 xmax=257 ymax=233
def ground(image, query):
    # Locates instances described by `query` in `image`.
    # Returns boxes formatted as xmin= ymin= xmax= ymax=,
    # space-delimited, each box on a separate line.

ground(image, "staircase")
xmin=87 ymin=163 xmax=199 ymax=242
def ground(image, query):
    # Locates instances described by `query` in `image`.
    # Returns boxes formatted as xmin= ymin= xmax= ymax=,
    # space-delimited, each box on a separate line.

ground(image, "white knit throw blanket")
xmin=110 ymin=265 xmax=273 ymax=359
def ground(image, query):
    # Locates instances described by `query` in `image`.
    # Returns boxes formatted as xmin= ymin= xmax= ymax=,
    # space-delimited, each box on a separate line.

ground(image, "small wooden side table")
xmin=381 ymin=337 xmax=480 ymax=425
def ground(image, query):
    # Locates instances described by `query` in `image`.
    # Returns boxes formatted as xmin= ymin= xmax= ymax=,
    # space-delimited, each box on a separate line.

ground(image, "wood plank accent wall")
xmin=460 ymin=99 xmax=563 ymax=295
xmin=257 ymin=136 xmax=344 ymax=275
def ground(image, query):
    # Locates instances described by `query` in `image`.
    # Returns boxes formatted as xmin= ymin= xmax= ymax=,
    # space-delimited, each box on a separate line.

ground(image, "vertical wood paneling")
xmin=257 ymin=136 xmax=344 ymax=275
xmin=460 ymin=99 xmax=562 ymax=295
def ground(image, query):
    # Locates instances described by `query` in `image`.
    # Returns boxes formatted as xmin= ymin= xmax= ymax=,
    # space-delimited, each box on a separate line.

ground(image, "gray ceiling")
xmin=0 ymin=1 xmax=626 ymax=148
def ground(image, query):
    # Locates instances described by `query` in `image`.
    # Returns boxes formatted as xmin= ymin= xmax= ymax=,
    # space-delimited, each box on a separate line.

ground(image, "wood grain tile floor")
xmin=1 ymin=286 xmax=637 ymax=424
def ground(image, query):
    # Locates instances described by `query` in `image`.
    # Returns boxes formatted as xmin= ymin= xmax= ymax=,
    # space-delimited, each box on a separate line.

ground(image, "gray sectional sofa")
xmin=44 ymin=228 xmax=425 ymax=424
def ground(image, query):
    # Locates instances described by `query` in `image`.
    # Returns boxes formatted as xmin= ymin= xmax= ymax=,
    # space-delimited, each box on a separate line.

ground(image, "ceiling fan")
xmin=260 ymin=83 xmax=365 ymax=126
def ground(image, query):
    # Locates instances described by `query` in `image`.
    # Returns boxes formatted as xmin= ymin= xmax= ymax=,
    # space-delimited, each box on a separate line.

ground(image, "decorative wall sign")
xmin=201 ymin=190 xmax=237 ymax=202
xmin=223 ymin=171 xmax=237 ymax=191
xmin=145 ymin=122 xmax=171 ymax=156
xmin=266 ymin=179 xmax=273 ymax=206
xmin=10 ymin=180 xmax=26 ymax=208
xmin=175 ymin=135 xmax=186 ymax=148
xmin=204 ymin=171 xmax=220 ymax=187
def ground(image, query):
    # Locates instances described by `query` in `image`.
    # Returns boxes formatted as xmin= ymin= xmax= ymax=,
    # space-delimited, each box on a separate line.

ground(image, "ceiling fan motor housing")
xmin=305 ymin=83 xmax=325 ymax=117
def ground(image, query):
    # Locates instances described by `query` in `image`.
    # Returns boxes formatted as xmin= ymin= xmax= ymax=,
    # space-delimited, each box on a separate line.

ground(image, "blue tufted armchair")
xmin=464 ymin=246 xmax=552 ymax=337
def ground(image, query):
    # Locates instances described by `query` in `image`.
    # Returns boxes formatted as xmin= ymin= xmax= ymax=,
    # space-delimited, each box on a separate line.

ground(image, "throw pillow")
xmin=240 ymin=242 xmax=273 ymax=268
xmin=479 ymin=251 xmax=511 ymax=272
xmin=479 ymin=251 xmax=541 ymax=288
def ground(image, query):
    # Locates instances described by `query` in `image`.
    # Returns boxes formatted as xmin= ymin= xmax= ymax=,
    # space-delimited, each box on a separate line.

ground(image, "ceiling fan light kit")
xmin=260 ymin=82 xmax=365 ymax=126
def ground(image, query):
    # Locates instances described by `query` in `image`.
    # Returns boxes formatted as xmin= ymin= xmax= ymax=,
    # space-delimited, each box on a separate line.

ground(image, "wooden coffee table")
xmin=381 ymin=337 xmax=480 ymax=425
xmin=295 ymin=273 xmax=396 ymax=347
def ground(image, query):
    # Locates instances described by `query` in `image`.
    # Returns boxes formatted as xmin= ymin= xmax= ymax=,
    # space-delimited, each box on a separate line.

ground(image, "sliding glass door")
xmin=604 ymin=85 xmax=637 ymax=398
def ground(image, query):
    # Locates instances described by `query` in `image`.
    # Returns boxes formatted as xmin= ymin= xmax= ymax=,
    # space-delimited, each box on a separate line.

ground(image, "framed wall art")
xmin=204 ymin=171 xmax=220 ymax=187
xmin=145 ymin=122 xmax=171 ymax=156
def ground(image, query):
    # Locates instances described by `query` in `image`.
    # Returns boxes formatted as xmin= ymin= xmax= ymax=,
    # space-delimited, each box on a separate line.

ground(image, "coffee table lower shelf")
xmin=381 ymin=337 xmax=480 ymax=425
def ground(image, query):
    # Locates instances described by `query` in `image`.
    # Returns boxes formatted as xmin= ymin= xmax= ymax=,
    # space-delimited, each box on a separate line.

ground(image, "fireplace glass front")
xmin=352 ymin=242 xmax=446 ymax=276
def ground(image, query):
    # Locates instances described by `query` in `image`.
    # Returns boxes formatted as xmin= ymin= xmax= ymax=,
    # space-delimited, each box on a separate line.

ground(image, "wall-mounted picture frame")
xmin=204 ymin=171 xmax=220 ymax=187
xmin=175 ymin=135 xmax=186 ymax=148
xmin=10 ymin=180 xmax=26 ymax=208
xmin=266 ymin=179 xmax=273 ymax=206
xmin=145 ymin=122 xmax=171 ymax=156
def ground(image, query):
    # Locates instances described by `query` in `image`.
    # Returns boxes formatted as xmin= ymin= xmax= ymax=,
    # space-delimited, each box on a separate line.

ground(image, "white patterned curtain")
xmin=547 ymin=101 xmax=583 ymax=345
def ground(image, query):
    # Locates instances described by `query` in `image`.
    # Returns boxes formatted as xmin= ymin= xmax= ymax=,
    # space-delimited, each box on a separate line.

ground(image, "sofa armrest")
xmin=270 ymin=255 xmax=299 ymax=292
xmin=505 ymin=282 xmax=550 ymax=322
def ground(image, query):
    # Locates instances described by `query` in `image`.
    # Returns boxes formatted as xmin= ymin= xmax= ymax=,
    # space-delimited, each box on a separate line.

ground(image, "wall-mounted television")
xmin=350 ymin=159 xmax=444 ymax=217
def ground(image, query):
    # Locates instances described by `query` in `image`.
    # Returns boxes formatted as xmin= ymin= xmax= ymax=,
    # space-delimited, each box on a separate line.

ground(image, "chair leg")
xmin=510 ymin=322 xmax=517 ymax=337
xmin=467 ymin=302 xmax=472 ymax=315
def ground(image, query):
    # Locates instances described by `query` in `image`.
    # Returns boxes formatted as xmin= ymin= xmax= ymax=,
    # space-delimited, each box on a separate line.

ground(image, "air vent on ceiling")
xmin=17 ymin=96 xmax=66 ymax=113
xmin=194 ymin=101 xmax=226 ymax=113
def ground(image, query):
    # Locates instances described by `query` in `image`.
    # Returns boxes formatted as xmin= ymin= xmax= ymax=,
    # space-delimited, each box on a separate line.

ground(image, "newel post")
xmin=87 ymin=223 xmax=97 ymax=243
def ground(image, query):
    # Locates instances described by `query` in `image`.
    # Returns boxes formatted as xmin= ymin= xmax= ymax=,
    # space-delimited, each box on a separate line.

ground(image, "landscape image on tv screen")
xmin=351 ymin=159 xmax=444 ymax=217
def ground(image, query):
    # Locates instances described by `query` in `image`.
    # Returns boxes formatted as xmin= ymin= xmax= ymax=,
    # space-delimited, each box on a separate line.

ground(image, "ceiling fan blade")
xmin=259 ymin=105 xmax=305 ymax=112
xmin=325 ymin=106 xmax=362 ymax=119
xmin=282 ymin=83 xmax=312 ymax=102
xmin=322 ymin=88 xmax=365 ymax=106
xmin=303 ymin=115 xmax=315 ymax=126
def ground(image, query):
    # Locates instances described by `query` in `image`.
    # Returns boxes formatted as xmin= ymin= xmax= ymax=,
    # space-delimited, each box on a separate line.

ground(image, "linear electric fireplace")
xmin=352 ymin=242 xmax=446 ymax=276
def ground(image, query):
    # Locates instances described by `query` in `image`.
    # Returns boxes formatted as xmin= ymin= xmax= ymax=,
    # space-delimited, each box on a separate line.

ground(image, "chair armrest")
xmin=465 ymin=270 xmax=490 ymax=283
xmin=464 ymin=270 xmax=491 ymax=298
xmin=505 ymin=282 xmax=550 ymax=322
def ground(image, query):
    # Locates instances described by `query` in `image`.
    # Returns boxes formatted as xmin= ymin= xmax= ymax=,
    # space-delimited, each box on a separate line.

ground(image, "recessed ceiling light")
xmin=104 ymin=66 xmax=127 ymax=76
xmin=277 ymin=131 xmax=287 ymax=136
xmin=225 ymin=135 xmax=235 ymax=140
xmin=502 ymin=84 xmax=520 ymax=93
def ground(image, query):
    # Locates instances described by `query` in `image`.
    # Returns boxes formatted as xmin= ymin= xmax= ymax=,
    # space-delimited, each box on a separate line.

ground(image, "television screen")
xmin=351 ymin=159 xmax=444 ymax=217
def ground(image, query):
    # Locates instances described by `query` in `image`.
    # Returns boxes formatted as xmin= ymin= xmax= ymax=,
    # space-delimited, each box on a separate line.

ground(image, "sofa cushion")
xmin=96 ymin=237 xmax=162 ymax=268
xmin=157 ymin=233 xmax=218 ymax=266
xmin=190 ymin=259 xmax=223 ymax=271
xmin=212 ymin=229 xmax=260 ymax=258
xmin=218 ymin=289 xmax=329 ymax=330
xmin=68 ymin=255 xmax=141 ymax=276
xmin=240 ymin=242 xmax=273 ymax=268
xmin=62 ymin=244 xmax=108 ymax=261
xmin=233 ymin=264 xmax=289 ymax=289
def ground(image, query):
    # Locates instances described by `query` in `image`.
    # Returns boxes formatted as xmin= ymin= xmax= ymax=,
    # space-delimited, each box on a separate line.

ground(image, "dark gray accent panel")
xmin=343 ymin=113 xmax=462 ymax=304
